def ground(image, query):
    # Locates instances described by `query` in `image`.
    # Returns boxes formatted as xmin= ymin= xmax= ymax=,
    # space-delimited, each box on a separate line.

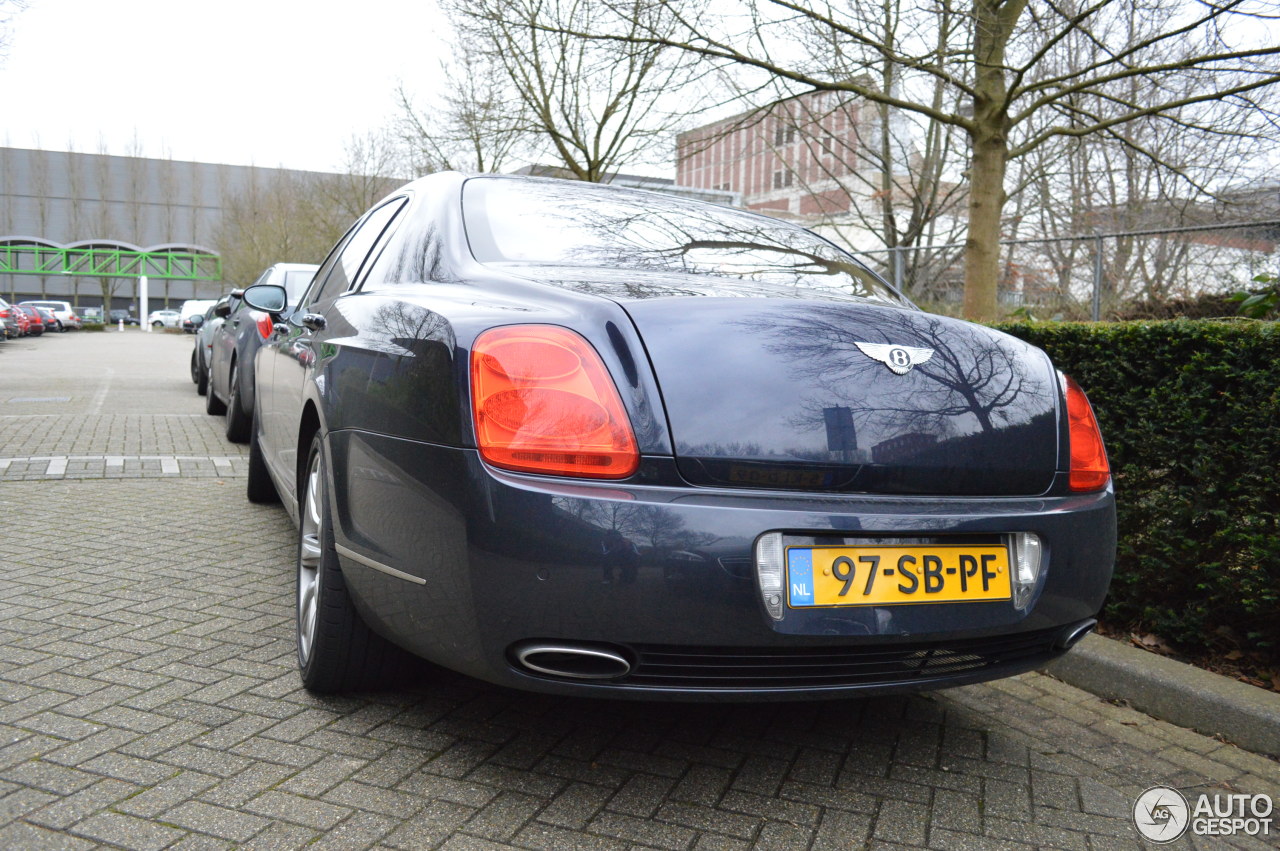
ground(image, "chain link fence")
xmin=856 ymin=220 xmax=1280 ymax=320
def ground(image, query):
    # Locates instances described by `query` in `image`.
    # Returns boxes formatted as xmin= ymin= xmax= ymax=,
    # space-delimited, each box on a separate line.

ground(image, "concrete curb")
xmin=1042 ymin=633 xmax=1280 ymax=757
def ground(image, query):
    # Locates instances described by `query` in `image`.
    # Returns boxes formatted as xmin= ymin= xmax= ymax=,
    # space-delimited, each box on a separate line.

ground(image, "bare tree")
xmin=559 ymin=0 xmax=1280 ymax=319
xmin=0 ymin=1 xmax=27 ymax=67
xmin=442 ymin=0 xmax=698 ymax=181
xmin=393 ymin=35 xmax=530 ymax=174
xmin=216 ymin=140 xmax=403 ymax=288
xmin=216 ymin=172 xmax=337 ymax=286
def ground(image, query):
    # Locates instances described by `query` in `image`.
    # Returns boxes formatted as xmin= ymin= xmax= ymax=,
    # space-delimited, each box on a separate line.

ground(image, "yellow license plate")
xmin=785 ymin=544 xmax=1011 ymax=608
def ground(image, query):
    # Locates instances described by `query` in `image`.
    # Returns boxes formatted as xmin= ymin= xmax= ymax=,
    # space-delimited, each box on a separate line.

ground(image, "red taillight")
xmin=254 ymin=312 xmax=274 ymax=340
xmin=471 ymin=325 xmax=639 ymax=478
xmin=1063 ymin=374 xmax=1110 ymax=492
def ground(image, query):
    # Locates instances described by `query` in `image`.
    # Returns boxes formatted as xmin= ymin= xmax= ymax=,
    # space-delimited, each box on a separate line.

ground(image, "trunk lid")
xmin=622 ymin=297 xmax=1061 ymax=496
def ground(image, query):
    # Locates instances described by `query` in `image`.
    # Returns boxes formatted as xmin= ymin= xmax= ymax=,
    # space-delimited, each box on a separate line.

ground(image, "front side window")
xmin=463 ymin=177 xmax=904 ymax=304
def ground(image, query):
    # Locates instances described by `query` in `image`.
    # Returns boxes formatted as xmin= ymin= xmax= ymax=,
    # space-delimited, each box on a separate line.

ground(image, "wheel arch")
xmin=297 ymin=401 xmax=322 ymax=499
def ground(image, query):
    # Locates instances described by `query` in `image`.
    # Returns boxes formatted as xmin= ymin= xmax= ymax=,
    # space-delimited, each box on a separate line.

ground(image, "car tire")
xmin=195 ymin=350 xmax=208 ymax=396
xmin=205 ymin=363 xmax=227 ymax=415
xmin=296 ymin=434 xmax=405 ymax=693
xmin=152 ymin=321 xmax=163 ymax=328
xmin=225 ymin=362 xmax=251 ymax=443
xmin=246 ymin=409 xmax=279 ymax=504
xmin=190 ymin=349 xmax=200 ymax=385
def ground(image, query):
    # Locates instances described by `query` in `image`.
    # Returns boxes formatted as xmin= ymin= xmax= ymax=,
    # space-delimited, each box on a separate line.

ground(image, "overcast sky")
xmin=0 ymin=0 xmax=449 ymax=173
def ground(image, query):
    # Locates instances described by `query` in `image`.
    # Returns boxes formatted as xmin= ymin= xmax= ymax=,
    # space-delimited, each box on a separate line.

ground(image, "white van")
xmin=178 ymin=300 xmax=217 ymax=333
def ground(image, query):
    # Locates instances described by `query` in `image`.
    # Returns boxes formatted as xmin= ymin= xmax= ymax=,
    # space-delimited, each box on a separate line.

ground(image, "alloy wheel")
xmin=297 ymin=451 xmax=324 ymax=666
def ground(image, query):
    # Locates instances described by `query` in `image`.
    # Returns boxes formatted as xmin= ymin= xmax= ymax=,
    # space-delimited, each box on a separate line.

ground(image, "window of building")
xmin=772 ymin=169 xmax=794 ymax=190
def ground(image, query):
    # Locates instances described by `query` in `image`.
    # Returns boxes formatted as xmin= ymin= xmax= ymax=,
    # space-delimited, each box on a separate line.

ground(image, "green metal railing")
xmin=0 ymin=244 xmax=221 ymax=280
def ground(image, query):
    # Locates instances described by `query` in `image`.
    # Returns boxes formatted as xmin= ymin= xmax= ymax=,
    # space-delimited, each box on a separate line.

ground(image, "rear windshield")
xmin=463 ymin=177 xmax=904 ymax=303
xmin=282 ymin=270 xmax=315 ymax=301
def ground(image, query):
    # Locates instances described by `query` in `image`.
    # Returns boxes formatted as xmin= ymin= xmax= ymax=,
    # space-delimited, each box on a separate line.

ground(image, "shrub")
xmin=996 ymin=320 xmax=1280 ymax=661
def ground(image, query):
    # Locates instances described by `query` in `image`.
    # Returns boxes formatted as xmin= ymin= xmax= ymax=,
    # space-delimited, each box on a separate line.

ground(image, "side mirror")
xmin=242 ymin=284 xmax=288 ymax=314
xmin=214 ymin=301 xmax=232 ymax=318
xmin=189 ymin=314 xmax=205 ymax=327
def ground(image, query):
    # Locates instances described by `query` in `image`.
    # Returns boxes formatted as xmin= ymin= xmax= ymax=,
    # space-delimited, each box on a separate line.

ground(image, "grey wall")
xmin=0 ymin=147 xmax=348 ymax=311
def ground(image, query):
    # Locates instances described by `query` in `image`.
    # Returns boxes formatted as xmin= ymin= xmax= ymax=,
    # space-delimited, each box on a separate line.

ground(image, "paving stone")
xmin=536 ymin=780 xmax=612 ymax=829
xmin=605 ymin=772 xmax=680 ymax=818
xmin=812 ymin=807 xmax=873 ymax=850
xmin=873 ymin=797 xmax=931 ymax=845
xmin=513 ymin=820 xmax=630 ymax=851
xmin=70 ymin=810 xmax=186 ymax=850
xmin=656 ymin=800 xmax=761 ymax=840
xmin=245 ymin=789 xmax=355 ymax=831
xmin=670 ymin=763 xmax=732 ymax=806
xmin=588 ymin=809 xmax=698 ymax=849
xmin=323 ymin=779 xmax=426 ymax=818
xmin=0 ymin=819 xmax=98 ymax=850
xmin=163 ymin=799 xmax=271 ymax=842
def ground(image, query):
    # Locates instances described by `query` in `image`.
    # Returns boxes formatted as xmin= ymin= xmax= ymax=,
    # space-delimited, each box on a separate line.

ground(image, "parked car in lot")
xmin=206 ymin=263 xmax=318 ymax=442
xmin=179 ymin=299 xmax=217 ymax=333
xmin=241 ymin=172 xmax=1117 ymax=699
xmin=0 ymin=298 xmax=22 ymax=338
xmin=20 ymin=299 xmax=81 ymax=331
xmin=109 ymin=309 xmax=140 ymax=326
xmin=147 ymin=309 xmax=181 ymax=329
xmin=35 ymin=307 xmax=59 ymax=334
xmin=14 ymin=305 xmax=46 ymax=336
xmin=190 ymin=295 xmax=235 ymax=396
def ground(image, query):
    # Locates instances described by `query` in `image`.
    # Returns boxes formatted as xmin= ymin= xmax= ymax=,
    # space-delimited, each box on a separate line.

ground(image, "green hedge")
xmin=996 ymin=320 xmax=1280 ymax=659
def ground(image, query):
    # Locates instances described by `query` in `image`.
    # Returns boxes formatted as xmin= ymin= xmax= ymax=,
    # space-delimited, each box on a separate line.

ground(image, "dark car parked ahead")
xmin=242 ymin=172 xmax=1116 ymax=699
xmin=1 ymin=298 xmax=23 ymax=338
xmin=190 ymin=296 xmax=234 ymax=396
xmin=206 ymin=263 xmax=318 ymax=441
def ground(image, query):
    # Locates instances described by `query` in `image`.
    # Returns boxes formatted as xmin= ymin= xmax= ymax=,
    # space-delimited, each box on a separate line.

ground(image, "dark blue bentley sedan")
xmin=241 ymin=172 xmax=1115 ymax=698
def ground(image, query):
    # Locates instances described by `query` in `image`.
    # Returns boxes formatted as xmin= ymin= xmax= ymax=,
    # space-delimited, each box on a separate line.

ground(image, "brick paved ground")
xmin=1 ymin=330 xmax=1276 ymax=849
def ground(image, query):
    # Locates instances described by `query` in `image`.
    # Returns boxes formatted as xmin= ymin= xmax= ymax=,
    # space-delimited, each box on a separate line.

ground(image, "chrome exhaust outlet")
xmin=1057 ymin=619 xmax=1097 ymax=650
xmin=513 ymin=643 xmax=631 ymax=680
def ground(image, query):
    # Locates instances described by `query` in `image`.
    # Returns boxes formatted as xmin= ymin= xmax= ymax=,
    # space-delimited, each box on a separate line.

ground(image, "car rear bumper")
xmin=327 ymin=430 xmax=1116 ymax=699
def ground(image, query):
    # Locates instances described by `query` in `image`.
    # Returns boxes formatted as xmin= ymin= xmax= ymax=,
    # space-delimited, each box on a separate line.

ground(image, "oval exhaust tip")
xmin=514 ymin=643 xmax=631 ymax=680
xmin=1058 ymin=619 xmax=1097 ymax=650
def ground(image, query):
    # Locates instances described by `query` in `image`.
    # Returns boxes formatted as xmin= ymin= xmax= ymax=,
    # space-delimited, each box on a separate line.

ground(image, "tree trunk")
xmin=963 ymin=0 xmax=1022 ymax=321
xmin=963 ymin=128 xmax=1007 ymax=321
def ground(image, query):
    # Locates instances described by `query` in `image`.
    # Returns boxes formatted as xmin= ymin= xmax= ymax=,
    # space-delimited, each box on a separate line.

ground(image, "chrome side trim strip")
xmin=335 ymin=543 xmax=426 ymax=585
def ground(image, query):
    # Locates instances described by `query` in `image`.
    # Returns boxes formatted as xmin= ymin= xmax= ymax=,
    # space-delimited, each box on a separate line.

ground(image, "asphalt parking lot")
xmin=1 ymin=329 xmax=1276 ymax=850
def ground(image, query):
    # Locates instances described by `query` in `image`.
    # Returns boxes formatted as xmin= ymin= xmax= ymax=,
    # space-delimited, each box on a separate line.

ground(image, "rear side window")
xmin=304 ymin=198 xmax=408 ymax=308
xmin=282 ymin=270 xmax=316 ymax=302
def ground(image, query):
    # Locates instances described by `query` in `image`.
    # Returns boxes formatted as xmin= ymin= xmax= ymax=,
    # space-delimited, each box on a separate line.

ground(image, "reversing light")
xmin=1062 ymin=374 xmax=1110 ymax=492
xmin=755 ymin=532 xmax=785 ymax=620
xmin=471 ymin=325 xmax=639 ymax=478
xmin=1010 ymin=532 xmax=1043 ymax=610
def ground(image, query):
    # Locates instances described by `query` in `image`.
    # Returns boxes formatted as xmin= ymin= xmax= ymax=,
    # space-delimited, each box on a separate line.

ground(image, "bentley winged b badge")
xmin=854 ymin=342 xmax=935 ymax=375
